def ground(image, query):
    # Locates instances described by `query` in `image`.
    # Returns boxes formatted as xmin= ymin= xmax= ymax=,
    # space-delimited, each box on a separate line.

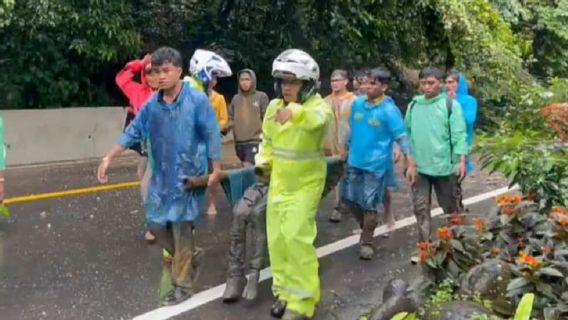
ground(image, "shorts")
xmin=385 ymin=166 xmax=399 ymax=191
xmin=235 ymin=143 xmax=258 ymax=164
xmin=341 ymin=166 xmax=388 ymax=211
xmin=124 ymin=111 xmax=147 ymax=157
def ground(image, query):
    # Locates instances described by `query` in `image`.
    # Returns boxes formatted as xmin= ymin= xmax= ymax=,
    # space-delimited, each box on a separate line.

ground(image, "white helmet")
xmin=272 ymin=49 xmax=319 ymax=81
xmin=272 ymin=49 xmax=320 ymax=101
xmin=189 ymin=49 xmax=232 ymax=86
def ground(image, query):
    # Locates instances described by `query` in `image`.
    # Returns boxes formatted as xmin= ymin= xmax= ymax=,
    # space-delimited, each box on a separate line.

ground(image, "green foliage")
xmin=514 ymin=293 xmax=534 ymax=320
xmin=0 ymin=0 xmax=141 ymax=108
xmin=390 ymin=312 xmax=416 ymax=320
xmin=418 ymin=214 xmax=489 ymax=283
xmin=478 ymin=132 xmax=568 ymax=211
xmin=2 ymin=0 xmax=565 ymax=110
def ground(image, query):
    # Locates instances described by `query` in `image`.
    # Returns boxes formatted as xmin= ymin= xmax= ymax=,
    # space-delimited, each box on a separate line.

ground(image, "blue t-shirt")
xmin=347 ymin=96 xmax=406 ymax=174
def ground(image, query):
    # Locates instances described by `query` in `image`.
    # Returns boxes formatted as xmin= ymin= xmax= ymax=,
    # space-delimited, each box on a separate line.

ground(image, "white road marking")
xmin=133 ymin=185 xmax=514 ymax=320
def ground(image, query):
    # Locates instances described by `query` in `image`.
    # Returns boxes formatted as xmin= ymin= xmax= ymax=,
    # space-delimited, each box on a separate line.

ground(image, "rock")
xmin=382 ymin=279 xmax=409 ymax=301
xmin=371 ymin=279 xmax=419 ymax=320
xmin=423 ymin=301 xmax=497 ymax=320
xmin=459 ymin=259 xmax=514 ymax=316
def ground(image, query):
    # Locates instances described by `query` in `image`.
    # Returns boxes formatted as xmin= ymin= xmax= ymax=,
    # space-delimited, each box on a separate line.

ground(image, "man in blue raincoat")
xmin=97 ymin=47 xmax=222 ymax=306
xmin=342 ymin=67 xmax=416 ymax=260
xmin=445 ymin=70 xmax=478 ymax=211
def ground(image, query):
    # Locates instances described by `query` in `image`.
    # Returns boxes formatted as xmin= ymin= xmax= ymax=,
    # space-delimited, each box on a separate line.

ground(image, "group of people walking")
xmin=98 ymin=45 xmax=477 ymax=319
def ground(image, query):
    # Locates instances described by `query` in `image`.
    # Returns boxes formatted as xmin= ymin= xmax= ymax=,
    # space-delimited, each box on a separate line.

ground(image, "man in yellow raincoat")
xmin=255 ymin=49 xmax=332 ymax=320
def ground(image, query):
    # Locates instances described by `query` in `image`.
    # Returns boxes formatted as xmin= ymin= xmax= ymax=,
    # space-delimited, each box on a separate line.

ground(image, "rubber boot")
xmin=271 ymin=299 xmax=287 ymax=318
xmin=282 ymin=309 xmax=311 ymax=320
xmin=222 ymin=276 xmax=247 ymax=303
xmin=242 ymin=270 xmax=260 ymax=300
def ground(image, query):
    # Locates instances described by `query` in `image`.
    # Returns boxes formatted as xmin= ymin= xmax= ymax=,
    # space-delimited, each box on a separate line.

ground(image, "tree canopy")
xmin=1 ymin=0 xmax=567 ymax=115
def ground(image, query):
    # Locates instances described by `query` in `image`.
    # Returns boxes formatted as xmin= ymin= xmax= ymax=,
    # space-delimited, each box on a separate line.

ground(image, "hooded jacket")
xmin=455 ymin=74 xmax=478 ymax=173
xmin=405 ymin=93 xmax=468 ymax=177
xmin=228 ymin=69 xmax=270 ymax=145
xmin=115 ymin=59 xmax=155 ymax=115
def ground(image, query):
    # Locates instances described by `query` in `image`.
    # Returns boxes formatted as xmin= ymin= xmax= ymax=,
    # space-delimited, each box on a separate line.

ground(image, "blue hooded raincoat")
xmin=118 ymin=82 xmax=222 ymax=225
xmin=455 ymin=74 xmax=478 ymax=173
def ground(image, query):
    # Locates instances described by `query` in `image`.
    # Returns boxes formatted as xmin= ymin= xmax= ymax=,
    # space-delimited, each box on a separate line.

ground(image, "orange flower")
xmin=511 ymin=195 xmax=522 ymax=205
xmin=502 ymin=205 xmax=516 ymax=215
xmin=518 ymin=251 xmax=543 ymax=270
xmin=542 ymin=246 xmax=553 ymax=255
xmin=473 ymin=217 xmax=486 ymax=233
xmin=419 ymin=251 xmax=430 ymax=262
xmin=553 ymin=206 xmax=568 ymax=215
xmin=417 ymin=242 xmax=431 ymax=251
xmin=449 ymin=213 xmax=465 ymax=225
xmin=525 ymin=192 xmax=538 ymax=201
xmin=559 ymin=217 xmax=568 ymax=226
xmin=490 ymin=247 xmax=500 ymax=255
xmin=496 ymin=194 xmax=521 ymax=206
xmin=436 ymin=227 xmax=453 ymax=240
xmin=496 ymin=195 xmax=510 ymax=206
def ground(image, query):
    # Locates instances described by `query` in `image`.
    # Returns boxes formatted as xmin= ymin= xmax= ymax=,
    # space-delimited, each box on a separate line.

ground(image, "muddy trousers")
xmin=342 ymin=201 xmax=379 ymax=246
xmin=148 ymin=222 xmax=196 ymax=290
xmin=411 ymin=173 xmax=459 ymax=242
xmin=227 ymin=182 xmax=268 ymax=278
xmin=454 ymin=175 xmax=466 ymax=212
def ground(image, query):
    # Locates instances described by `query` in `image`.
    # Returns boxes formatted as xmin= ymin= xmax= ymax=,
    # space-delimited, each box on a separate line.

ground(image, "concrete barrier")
xmin=4 ymin=107 xmax=127 ymax=166
xmin=3 ymin=107 xmax=235 ymax=166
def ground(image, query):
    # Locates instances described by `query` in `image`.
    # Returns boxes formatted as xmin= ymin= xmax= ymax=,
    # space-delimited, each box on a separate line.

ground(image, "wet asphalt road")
xmin=0 ymin=152 xmax=508 ymax=320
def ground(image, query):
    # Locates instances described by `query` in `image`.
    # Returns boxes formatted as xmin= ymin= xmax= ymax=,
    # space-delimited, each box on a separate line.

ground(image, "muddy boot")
xmin=222 ymin=276 xmax=247 ymax=303
xmin=271 ymin=299 xmax=287 ymax=318
xmin=329 ymin=208 xmax=342 ymax=223
xmin=161 ymin=286 xmax=194 ymax=306
xmin=242 ymin=270 xmax=260 ymax=300
xmin=359 ymin=244 xmax=375 ymax=260
xmin=282 ymin=309 xmax=311 ymax=320
xmin=359 ymin=212 xmax=379 ymax=260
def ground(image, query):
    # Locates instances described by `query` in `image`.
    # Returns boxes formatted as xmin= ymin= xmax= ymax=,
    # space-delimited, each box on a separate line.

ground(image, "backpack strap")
xmin=447 ymin=97 xmax=454 ymax=164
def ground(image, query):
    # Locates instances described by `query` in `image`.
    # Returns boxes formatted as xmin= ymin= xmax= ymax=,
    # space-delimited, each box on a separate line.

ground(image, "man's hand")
xmin=208 ymin=169 xmax=222 ymax=187
xmin=274 ymin=108 xmax=292 ymax=125
xmin=404 ymin=157 xmax=417 ymax=186
xmin=393 ymin=147 xmax=402 ymax=163
xmin=97 ymin=157 xmax=111 ymax=183
xmin=142 ymin=54 xmax=152 ymax=65
xmin=405 ymin=165 xmax=417 ymax=186
xmin=208 ymin=160 xmax=222 ymax=187
xmin=457 ymin=157 xmax=467 ymax=180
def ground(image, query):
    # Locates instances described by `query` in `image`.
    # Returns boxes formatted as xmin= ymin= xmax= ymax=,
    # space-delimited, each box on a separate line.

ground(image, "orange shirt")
xmin=323 ymin=91 xmax=356 ymax=155
xmin=209 ymin=90 xmax=228 ymax=130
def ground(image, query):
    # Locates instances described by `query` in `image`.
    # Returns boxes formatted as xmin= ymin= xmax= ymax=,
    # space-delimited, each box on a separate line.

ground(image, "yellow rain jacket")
xmin=255 ymin=93 xmax=332 ymax=317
